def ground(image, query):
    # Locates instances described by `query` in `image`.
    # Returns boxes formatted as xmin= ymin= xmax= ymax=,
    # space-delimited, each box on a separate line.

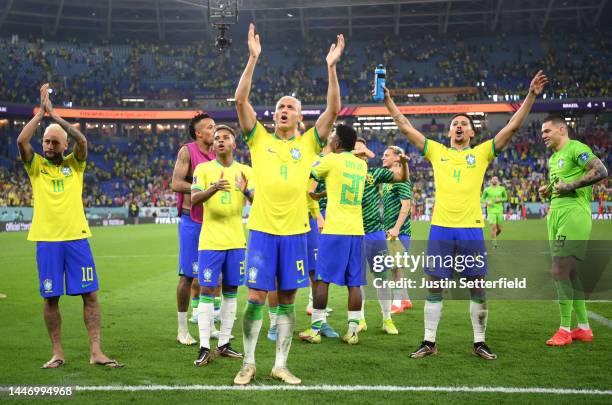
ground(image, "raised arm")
xmin=315 ymin=34 xmax=345 ymax=142
xmin=17 ymin=83 xmax=49 ymax=162
xmin=171 ymin=146 xmax=192 ymax=193
xmin=392 ymin=153 xmax=409 ymax=182
xmin=494 ymin=71 xmax=548 ymax=151
xmin=554 ymin=157 xmax=608 ymax=194
xmin=234 ymin=23 xmax=261 ymax=135
xmin=383 ymin=87 xmax=426 ymax=151
xmin=45 ymin=95 xmax=88 ymax=161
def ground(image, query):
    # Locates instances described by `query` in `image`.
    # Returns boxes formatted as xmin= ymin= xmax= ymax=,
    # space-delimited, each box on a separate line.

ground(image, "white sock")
xmin=376 ymin=286 xmax=392 ymax=320
xmin=178 ymin=311 xmax=188 ymax=333
xmin=424 ymin=300 xmax=443 ymax=342
xmin=470 ymin=300 xmax=488 ymax=343
xmin=275 ymin=306 xmax=295 ymax=369
xmin=560 ymin=326 xmax=571 ymax=332
xmin=269 ymin=308 xmax=278 ymax=329
xmin=197 ymin=302 xmax=213 ymax=349
xmin=218 ymin=296 xmax=237 ymax=347
xmin=311 ymin=308 xmax=326 ymax=330
xmin=578 ymin=323 xmax=590 ymax=330
xmin=192 ymin=306 xmax=198 ymax=318
xmin=348 ymin=310 xmax=360 ymax=334
xmin=243 ymin=318 xmax=262 ymax=365
xmin=308 ymin=288 xmax=313 ymax=308
xmin=392 ymin=299 xmax=402 ymax=307
xmin=393 ymin=288 xmax=408 ymax=301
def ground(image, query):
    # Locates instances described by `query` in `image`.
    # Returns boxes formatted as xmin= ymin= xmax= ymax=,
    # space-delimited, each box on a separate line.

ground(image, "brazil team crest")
xmin=43 ymin=278 xmax=53 ymax=293
xmin=466 ymin=154 xmax=476 ymax=167
xmin=366 ymin=174 xmax=375 ymax=185
xmin=247 ymin=267 xmax=258 ymax=284
xmin=61 ymin=166 xmax=72 ymax=176
xmin=192 ymin=262 xmax=199 ymax=275
xmin=290 ymin=148 xmax=302 ymax=161
xmin=202 ymin=268 xmax=212 ymax=283
xmin=557 ymin=158 xmax=564 ymax=168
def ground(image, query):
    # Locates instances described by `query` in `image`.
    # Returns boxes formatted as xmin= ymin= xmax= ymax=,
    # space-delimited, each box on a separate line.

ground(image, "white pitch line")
xmin=588 ymin=311 xmax=612 ymax=329
xmin=73 ymin=385 xmax=612 ymax=395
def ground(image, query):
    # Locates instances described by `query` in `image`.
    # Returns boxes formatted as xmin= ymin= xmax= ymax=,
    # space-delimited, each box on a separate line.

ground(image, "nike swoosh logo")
xmin=267 ymin=148 xmax=277 ymax=154
xmin=297 ymin=278 xmax=307 ymax=283
xmin=82 ymin=283 xmax=93 ymax=288
xmin=440 ymin=158 xmax=449 ymax=162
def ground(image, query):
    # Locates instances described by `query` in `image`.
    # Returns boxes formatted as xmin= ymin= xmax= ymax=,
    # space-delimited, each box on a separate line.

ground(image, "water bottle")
xmin=372 ymin=64 xmax=386 ymax=102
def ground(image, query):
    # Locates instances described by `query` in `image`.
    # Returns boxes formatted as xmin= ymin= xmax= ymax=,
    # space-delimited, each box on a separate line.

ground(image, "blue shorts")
xmin=36 ymin=239 xmax=98 ymax=298
xmin=363 ymin=231 xmax=389 ymax=273
xmin=307 ymin=216 xmax=319 ymax=272
xmin=399 ymin=234 xmax=411 ymax=251
xmin=316 ymin=234 xmax=366 ymax=287
xmin=178 ymin=214 xmax=201 ymax=278
xmin=198 ymin=249 xmax=246 ymax=288
xmin=245 ymin=230 xmax=309 ymax=292
xmin=425 ymin=225 xmax=488 ymax=279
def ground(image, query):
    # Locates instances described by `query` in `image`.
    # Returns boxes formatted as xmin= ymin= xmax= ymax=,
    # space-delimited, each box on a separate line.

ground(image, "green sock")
xmin=191 ymin=297 xmax=199 ymax=310
xmin=571 ymin=277 xmax=589 ymax=325
xmin=555 ymin=280 xmax=574 ymax=329
xmin=199 ymin=295 xmax=215 ymax=304
xmin=214 ymin=297 xmax=221 ymax=311
xmin=244 ymin=300 xmax=264 ymax=321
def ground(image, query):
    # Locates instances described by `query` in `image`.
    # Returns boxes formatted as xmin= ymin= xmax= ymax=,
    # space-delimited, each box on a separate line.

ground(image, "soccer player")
xmin=17 ymin=83 xmax=122 ymax=369
xmin=384 ymin=70 xmax=548 ymax=360
xmin=353 ymin=138 xmax=408 ymax=334
xmin=191 ymin=125 xmax=252 ymax=365
xmin=539 ymin=115 xmax=608 ymax=346
xmin=233 ymin=23 xmax=344 ymax=385
xmin=171 ymin=113 xmax=217 ymax=345
xmin=481 ymin=176 xmax=508 ymax=248
xmin=381 ymin=145 xmax=413 ymax=313
xmin=299 ymin=125 xmax=367 ymax=344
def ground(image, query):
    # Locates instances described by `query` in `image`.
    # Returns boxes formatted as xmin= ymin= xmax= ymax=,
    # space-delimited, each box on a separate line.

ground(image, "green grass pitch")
xmin=0 ymin=220 xmax=611 ymax=404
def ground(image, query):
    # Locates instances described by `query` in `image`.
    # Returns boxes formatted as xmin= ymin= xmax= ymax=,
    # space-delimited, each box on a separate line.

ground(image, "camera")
xmin=209 ymin=0 xmax=238 ymax=53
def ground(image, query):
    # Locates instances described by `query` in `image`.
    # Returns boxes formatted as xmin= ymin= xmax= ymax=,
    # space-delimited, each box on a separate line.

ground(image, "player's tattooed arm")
xmin=494 ymin=70 xmax=548 ymax=151
xmin=45 ymin=96 xmax=88 ymax=161
xmin=392 ymin=153 xmax=409 ymax=182
xmin=171 ymin=146 xmax=192 ymax=193
xmin=554 ymin=157 xmax=608 ymax=193
xmin=315 ymin=34 xmax=345 ymax=142
xmin=388 ymin=199 xmax=411 ymax=239
xmin=17 ymin=83 xmax=49 ymax=163
xmin=235 ymin=23 xmax=260 ymax=135
xmin=382 ymin=86 xmax=426 ymax=151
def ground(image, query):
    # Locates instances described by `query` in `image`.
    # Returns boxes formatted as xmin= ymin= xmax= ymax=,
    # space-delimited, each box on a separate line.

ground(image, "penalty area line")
xmin=588 ymin=311 xmax=612 ymax=329
xmin=73 ymin=385 xmax=612 ymax=395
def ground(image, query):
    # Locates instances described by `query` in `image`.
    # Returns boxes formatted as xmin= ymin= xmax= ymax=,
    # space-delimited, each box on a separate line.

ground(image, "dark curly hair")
xmin=188 ymin=112 xmax=212 ymax=140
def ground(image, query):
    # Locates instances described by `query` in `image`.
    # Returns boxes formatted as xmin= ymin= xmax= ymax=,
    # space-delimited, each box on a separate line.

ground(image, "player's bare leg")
xmin=189 ymin=278 xmax=200 ymax=323
xmin=176 ymin=275 xmax=196 ymax=345
xmin=234 ymin=288 xmax=267 ymax=385
xmin=469 ymin=282 xmax=496 ymax=360
xmin=490 ymin=224 xmax=498 ymax=247
xmin=83 ymin=292 xmax=123 ymax=368
xmin=41 ymin=297 xmax=65 ymax=369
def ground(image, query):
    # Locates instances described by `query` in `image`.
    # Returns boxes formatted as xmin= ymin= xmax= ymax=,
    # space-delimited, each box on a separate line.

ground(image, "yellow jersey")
xmin=24 ymin=153 xmax=91 ymax=241
xmin=243 ymin=121 xmax=323 ymax=235
xmin=311 ymin=152 xmax=367 ymax=235
xmin=423 ymin=139 xmax=496 ymax=228
xmin=191 ymin=160 xmax=253 ymax=250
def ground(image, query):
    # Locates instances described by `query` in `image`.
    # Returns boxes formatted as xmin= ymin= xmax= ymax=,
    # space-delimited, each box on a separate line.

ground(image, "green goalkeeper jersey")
xmin=548 ymin=140 xmax=595 ymax=212
xmin=481 ymin=185 xmax=507 ymax=212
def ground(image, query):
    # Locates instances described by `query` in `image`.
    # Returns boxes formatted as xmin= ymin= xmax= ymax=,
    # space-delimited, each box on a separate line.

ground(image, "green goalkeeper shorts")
xmin=486 ymin=210 xmax=503 ymax=225
xmin=547 ymin=206 xmax=592 ymax=260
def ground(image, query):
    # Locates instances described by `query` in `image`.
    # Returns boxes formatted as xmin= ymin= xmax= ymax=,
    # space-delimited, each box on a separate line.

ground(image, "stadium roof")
xmin=0 ymin=0 xmax=609 ymax=42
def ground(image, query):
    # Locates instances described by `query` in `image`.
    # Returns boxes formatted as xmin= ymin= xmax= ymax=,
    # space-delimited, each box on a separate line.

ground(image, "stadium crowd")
xmin=1 ymin=121 xmax=609 ymax=215
xmin=0 ymin=32 xmax=609 ymax=107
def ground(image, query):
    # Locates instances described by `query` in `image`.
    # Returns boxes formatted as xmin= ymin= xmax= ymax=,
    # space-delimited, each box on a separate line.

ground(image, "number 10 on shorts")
xmin=81 ymin=266 xmax=94 ymax=282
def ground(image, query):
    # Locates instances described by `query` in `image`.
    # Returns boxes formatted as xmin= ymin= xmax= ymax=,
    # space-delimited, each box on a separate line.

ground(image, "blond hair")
xmin=44 ymin=123 xmax=68 ymax=142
